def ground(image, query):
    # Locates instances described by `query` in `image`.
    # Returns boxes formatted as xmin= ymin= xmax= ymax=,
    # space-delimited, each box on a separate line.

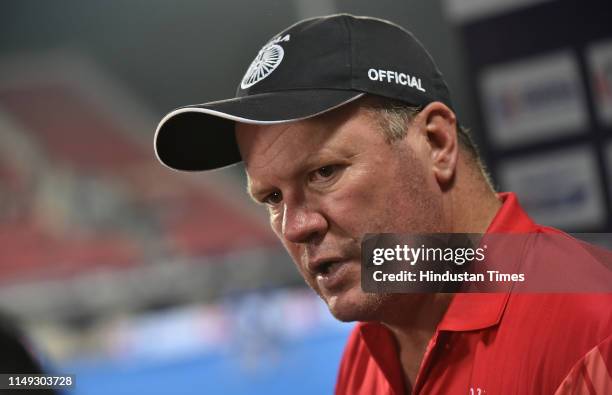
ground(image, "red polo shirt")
xmin=335 ymin=193 xmax=612 ymax=394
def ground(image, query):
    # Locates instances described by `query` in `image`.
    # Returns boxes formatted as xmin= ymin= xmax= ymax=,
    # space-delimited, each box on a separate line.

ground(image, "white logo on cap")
xmin=240 ymin=34 xmax=290 ymax=89
xmin=367 ymin=68 xmax=426 ymax=92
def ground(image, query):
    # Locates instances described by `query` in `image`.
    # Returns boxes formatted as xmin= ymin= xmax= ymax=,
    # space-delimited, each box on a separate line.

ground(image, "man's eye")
xmin=263 ymin=191 xmax=282 ymax=205
xmin=310 ymin=165 xmax=337 ymax=181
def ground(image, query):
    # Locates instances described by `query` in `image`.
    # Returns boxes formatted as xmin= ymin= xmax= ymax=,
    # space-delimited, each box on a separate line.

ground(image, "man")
xmin=154 ymin=14 xmax=612 ymax=394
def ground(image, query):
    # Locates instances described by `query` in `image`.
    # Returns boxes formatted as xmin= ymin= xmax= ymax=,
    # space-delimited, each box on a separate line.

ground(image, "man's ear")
xmin=418 ymin=101 xmax=458 ymax=186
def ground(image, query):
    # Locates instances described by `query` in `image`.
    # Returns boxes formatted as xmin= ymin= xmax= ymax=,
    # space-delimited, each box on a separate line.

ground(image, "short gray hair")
xmin=361 ymin=96 xmax=494 ymax=189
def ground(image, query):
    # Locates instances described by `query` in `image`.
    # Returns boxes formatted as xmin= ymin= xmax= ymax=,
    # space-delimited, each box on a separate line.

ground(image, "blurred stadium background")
xmin=0 ymin=0 xmax=610 ymax=394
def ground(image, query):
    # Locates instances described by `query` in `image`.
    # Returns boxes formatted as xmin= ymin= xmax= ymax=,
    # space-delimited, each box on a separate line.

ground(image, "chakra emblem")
xmin=240 ymin=43 xmax=284 ymax=89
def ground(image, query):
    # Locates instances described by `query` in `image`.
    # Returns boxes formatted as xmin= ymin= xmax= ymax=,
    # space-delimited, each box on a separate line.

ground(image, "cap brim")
xmin=154 ymin=90 xmax=365 ymax=171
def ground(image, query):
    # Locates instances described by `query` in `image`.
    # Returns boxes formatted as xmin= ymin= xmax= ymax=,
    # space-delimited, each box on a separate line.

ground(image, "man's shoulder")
xmin=517 ymin=223 xmax=612 ymax=293
xmin=502 ymin=292 xmax=612 ymax=373
xmin=554 ymin=332 xmax=612 ymax=394
xmin=506 ymin=293 xmax=612 ymax=326
xmin=506 ymin=222 xmax=612 ymax=331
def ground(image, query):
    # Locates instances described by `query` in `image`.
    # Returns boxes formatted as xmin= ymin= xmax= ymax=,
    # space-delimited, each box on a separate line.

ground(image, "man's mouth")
xmin=311 ymin=259 xmax=352 ymax=289
xmin=318 ymin=261 xmax=343 ymax=275
xmin=308 ymin=257 xmax=344 ymax=276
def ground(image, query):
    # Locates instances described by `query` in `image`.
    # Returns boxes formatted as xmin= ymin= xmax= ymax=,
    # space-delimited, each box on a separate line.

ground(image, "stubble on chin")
xmin=323 ymin=289 xmax=395 ymax=323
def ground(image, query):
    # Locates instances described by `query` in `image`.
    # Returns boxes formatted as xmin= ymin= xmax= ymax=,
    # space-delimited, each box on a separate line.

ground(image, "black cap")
xmin=154 ymin=14 xmax=453 ymax=171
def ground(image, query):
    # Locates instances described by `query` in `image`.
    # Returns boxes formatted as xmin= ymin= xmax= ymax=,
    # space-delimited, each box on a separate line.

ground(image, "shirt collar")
xmin=437 ymin=192 xmax=537 ymax=332
xmin=358 ymin=323 xmax=406 ymax=393
xmin=485 ymin=192 xmax=538 ymax=234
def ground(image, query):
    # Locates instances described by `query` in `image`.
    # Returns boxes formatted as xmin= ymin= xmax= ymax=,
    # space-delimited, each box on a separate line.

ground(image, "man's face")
xmin=235 ymin=100 xmax=445 ymax=322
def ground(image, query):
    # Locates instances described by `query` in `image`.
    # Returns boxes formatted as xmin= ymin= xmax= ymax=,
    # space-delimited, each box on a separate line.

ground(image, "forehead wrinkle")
xmin=247 ymin=118 xmax=331 ymax=170
xmin=245 ymin=122 xmax=298 ymax=170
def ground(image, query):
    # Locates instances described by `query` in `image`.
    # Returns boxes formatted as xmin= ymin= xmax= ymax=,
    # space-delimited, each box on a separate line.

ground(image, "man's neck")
xmin=382 ymin=173 xmax=502 ymax=390
xmin=446 ymin=159 xmax=502 ymax=233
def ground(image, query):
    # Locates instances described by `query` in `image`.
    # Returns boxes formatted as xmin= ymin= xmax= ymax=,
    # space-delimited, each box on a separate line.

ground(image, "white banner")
xmin=480 ymin=50 xmax=588 ymax=148
xmin=498 ymin=146 xmax=604 ymax=229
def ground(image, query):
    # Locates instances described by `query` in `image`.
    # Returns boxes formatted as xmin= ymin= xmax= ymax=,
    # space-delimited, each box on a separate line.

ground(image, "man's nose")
xmin=281 ymin=202 xmax=328 ymax=244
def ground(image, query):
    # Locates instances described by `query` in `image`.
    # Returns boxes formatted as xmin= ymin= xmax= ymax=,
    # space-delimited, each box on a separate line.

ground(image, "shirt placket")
xmin=411 ymin=330 xmax=446 ymax=395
